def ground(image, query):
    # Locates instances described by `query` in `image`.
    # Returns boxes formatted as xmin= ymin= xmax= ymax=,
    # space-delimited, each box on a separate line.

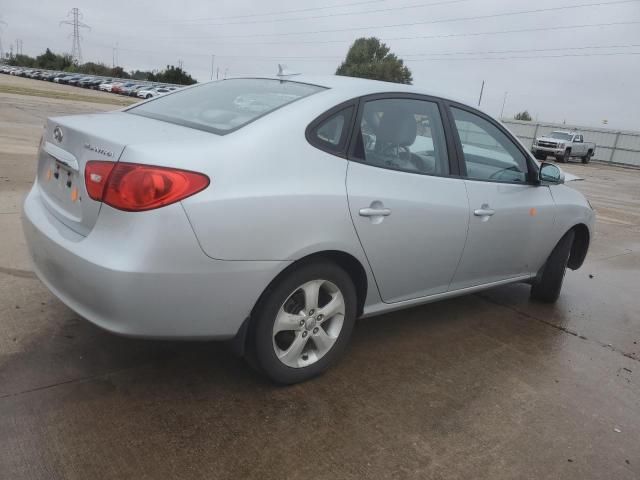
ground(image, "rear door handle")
xmin=473 ymin=205 xmax=495 ymax=217
xmin=359 ymin=207 xmax=392 ymax=217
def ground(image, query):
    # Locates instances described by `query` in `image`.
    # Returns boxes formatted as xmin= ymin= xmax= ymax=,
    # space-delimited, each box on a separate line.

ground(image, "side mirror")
xmin=539 ymin=162 xmax=564 ymax=185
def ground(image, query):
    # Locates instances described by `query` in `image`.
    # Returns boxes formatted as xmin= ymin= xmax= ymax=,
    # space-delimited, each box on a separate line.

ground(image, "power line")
xmin=164 ymin=0 xmax=640 ymax=39
xmin=60 ymin=7 xmax=90 ymax=64
xmin=401 ymin=42 xmax=640 ymax=57
xmin=167 ymin=0 xmax=468 ymax=26
xmin=89 ymin=40 xmax=640 ymax=62
xmin=157 ymin=0 xmax=385 ymax=23
xmin=211 ymin=43 xmax=640 ymax=59
xmin=216 ymin=50 xmax=640 ymax=63
xmin=406 ymin=50 xmax=640 ymax=62
xmin=141 ymin=20 xmax=639 ymax=46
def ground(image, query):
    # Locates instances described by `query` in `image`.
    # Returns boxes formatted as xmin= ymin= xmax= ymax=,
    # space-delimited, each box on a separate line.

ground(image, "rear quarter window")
xmin=127 ymin=78 xmax=326 ymax=135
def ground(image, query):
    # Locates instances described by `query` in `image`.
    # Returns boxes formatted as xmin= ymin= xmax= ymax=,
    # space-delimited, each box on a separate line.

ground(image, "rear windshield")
xmin=549 ymin=132 xmax=572 ymax=140
xmin=127 ymin=78 xmax=326 ymax=134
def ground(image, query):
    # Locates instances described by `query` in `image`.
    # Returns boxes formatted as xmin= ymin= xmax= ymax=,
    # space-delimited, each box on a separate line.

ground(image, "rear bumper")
xmin=22 ymin=185 xmax=289 ymax=339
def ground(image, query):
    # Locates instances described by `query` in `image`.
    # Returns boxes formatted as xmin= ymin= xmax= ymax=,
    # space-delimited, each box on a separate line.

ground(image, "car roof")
xmin=215 ymin=74 xmax=474 ymax=111
xmin=550 ymin=130 xmax=574 ymax=134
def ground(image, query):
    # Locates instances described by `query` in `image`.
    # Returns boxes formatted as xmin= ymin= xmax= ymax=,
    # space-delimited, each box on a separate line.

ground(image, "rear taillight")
xmin=85 ymin=161 xmax=209 ymax=212
xmin=85 ymin=161 xmax=116 ymax=201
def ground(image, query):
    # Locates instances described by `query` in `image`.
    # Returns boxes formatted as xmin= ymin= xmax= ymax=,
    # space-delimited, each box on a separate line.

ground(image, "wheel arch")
xmin=232 ymin=250 xmax=369 ymax=357
xmin=568 ymin=223 xmax=590 ymax=270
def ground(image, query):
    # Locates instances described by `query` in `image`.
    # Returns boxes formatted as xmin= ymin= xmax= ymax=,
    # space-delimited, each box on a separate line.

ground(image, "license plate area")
xmin=44 ymin=155 xmax=81 ymax=206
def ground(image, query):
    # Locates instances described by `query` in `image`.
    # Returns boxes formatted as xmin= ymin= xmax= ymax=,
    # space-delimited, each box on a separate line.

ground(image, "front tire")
xmin=531 ymin=230 xmax=575 ymax=303
xmin=248 ymin=261 xmax=357 ymax=384
xmin=556 ymin=149 xmax=570 ymax=163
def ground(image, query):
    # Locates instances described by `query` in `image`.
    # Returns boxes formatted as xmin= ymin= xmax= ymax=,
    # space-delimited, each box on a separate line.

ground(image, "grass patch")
xmin=0 ymin=84 xmax=138 ymax=106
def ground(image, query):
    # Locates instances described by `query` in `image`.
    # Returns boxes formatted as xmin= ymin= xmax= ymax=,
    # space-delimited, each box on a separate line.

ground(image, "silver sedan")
xmin=23 ymin=75 xmax=595 ymax=384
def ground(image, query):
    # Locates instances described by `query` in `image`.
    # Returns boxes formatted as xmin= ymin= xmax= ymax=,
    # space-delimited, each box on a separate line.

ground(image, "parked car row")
xmin=0 ymin=65 xmax=184 ymax=99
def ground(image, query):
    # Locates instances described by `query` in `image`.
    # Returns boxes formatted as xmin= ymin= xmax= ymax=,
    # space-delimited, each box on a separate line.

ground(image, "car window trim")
xmin=305 ymin=100 xmax=358 ymax=159
xmin=346 ymin=92 xmax=461 ymax=179
xmin=444 ymin=101 xmax=540 ymax=185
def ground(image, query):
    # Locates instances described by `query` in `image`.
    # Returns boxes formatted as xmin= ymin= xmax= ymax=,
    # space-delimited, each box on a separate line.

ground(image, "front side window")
xmin=128 ymin=78 xmax=325 ymax=134
xmin=451 ymin=107 xmax=528 ymax=183
xmin=354 ymin=98 xmax=449 ymax=176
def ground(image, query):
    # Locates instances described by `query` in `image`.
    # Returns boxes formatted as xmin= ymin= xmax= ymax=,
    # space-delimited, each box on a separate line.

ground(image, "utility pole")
xmin=60 ymin=8 xmax=90 ymax=64
xmin=0 ymin=18 xmax=7 ymax=61
xmin=210 ymin=54 xmax=215 ymax=81
xmin=216 ymin=67 xmax=219 ymax=80
xmin=178 ymin=59 xmax=183 ymax=69
xmin=112 ymin=42 xmax=119 ymax=67
xmin=477 ymin=80 xmax=485 ymax=107
xmin=500 ymin=91 xmax=508 ymax=119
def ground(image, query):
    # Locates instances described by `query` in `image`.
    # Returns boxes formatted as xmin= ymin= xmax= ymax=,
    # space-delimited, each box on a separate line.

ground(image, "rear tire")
xmin=581 ymin=151 xmax=592 ymax=164
xmin=531 ymin=230 xmax=575 ymax=303
xmin=247 ymin=261 xmax=357 ymax=384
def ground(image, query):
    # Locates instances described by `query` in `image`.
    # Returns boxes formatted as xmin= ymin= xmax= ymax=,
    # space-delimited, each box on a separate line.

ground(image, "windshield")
xmin=127 ymin=78 xmax=326 ymax=134
xmin=549 ymin=131 xmax=573 ymax=140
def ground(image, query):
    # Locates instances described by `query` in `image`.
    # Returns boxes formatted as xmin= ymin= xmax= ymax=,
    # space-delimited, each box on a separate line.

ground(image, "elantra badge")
xmin=84 ymin=143 xmax=114 ymax=157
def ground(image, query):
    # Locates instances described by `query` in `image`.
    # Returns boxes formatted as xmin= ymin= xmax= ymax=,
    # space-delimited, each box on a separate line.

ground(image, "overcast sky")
xmin=2 ymin=0 xmax=639 ymax=129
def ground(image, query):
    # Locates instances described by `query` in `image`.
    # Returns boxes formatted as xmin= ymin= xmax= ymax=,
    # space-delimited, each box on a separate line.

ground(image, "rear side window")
xmin=128 ymin=78 xmax=326 ymax=135
xmin=307 ymin=106 xmax=354 ymax=155
xmin=353 ymin=98 xmax=450 ymax=176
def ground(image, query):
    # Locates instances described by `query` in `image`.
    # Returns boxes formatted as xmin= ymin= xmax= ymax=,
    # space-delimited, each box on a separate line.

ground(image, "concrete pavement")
xmin=1 ymin=75 xmax=638 ymax=480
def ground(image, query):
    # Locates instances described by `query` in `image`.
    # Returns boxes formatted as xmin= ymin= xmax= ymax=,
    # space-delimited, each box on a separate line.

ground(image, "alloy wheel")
xmin=272 ymin=279 xmax=345 ymax=368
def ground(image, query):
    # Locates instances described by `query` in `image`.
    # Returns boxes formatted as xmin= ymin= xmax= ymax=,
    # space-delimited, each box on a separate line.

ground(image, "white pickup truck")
xmin=531 ymin=130 xmax=596 ymax=164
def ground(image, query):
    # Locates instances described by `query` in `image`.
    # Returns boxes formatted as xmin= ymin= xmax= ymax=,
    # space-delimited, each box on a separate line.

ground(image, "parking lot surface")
xmin=1 ymin=75 xmax=639 ymax=479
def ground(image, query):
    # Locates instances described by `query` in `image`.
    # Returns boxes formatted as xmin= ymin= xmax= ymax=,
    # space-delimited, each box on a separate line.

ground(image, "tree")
xmin=336 ymin=37 xmax=412 ymax=84
xmin=514 ymin=110 xmax=532 ymax=121
xmin=6 ymin=48 xmax=199 ymax=85
xmin=156 ymin=65 xmax=197 ymax=85
xmin=8 ymin=54 xmax=35 ymax=67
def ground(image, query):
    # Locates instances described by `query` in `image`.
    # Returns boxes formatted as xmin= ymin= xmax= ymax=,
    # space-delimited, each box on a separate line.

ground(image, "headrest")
xmin=376 ymin=108 xmax=417 ymax=147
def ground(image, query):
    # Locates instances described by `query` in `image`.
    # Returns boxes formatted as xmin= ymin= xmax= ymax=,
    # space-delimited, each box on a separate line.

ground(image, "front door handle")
xmin=473 ymin=204 xmax=495 ymax=217
xmin=359 ymin=207 xmax=392 ymax=217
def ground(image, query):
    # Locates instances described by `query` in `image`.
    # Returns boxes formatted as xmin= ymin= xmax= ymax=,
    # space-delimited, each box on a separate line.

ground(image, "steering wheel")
xmin=489 ymin=166 xmax=521 ymax=181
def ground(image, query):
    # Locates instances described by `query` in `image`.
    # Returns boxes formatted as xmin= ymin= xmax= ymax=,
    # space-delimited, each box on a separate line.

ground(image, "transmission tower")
xmin=60 ymin=8 xmax=90 ymax=64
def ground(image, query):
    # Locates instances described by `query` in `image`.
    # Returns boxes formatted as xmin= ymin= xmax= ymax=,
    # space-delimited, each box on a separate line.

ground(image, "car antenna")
xmin=276 ymin=64 xmax=300 ymax=82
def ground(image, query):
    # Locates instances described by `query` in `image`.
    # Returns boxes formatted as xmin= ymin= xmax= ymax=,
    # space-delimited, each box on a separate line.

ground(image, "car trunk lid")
xmin=36 ymin=112 xmax=216 ymax=236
